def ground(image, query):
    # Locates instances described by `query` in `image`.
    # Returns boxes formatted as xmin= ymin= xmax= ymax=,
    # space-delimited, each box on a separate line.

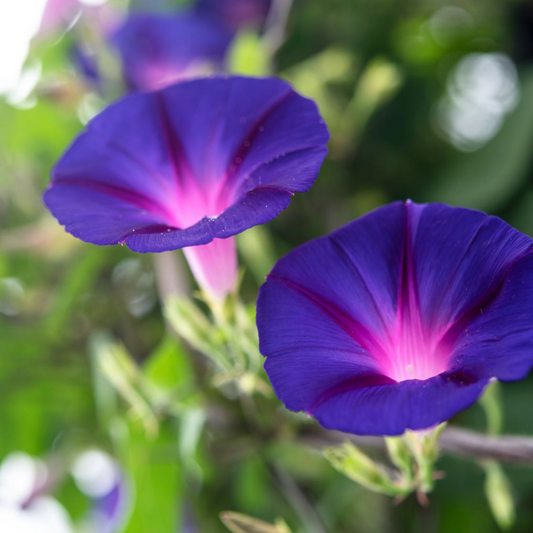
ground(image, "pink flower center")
xmin=375 ymin=220 xmax=451 ymax=383
xmin=166 ymin=172 xmax=233 ymax=229
xmin=380 ymin=319 xmax=450 ymax=382
xmin=165 ymin=174 xmax=237 ymax=298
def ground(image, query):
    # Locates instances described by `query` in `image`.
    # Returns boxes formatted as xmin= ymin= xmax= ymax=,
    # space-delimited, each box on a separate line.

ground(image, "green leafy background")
xmin=2 ymin=0 xmax=533 ymax=531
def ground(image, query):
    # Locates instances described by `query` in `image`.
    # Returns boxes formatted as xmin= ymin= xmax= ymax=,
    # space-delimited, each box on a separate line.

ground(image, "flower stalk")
xmin=403 ymin=423 xmax=445 ymax=495
xmin=165 ymin=287 xmax=267 ymax=396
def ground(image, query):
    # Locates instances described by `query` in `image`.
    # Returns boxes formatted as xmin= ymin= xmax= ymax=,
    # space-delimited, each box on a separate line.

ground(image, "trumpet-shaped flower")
xmin=196 ymin=0 xmax=272 ymax=31
xmin=257 ymin=201 xmax=533 ymax=435
xmin=72 ymin=450 xmax=128 ymax=533
xmin=44 ymin=76 xmax=329 ymax=297
xmin=111 ymin=12 xmax=233 ymax=91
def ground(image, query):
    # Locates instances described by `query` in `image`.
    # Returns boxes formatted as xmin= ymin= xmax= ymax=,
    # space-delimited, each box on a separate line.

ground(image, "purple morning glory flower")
xmin=196 ymin=0 xmax=272 ymax=31
xmin=111 ymin=11 xmax=233 ymax=92
xmin=257 ymin=201 xmax=533 ymax=436
xmin=72 ymin=450 xmax=128 ymax=533
xmin=71 ymin=44 xmax=102 ymax=91
xmin=43 ymin=76 xmax=329 ymax=297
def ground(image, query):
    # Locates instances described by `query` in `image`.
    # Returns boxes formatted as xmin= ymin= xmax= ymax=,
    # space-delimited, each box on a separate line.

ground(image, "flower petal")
xmin=112 ymin=12 xmax=232 ymax=91
xmin=257 ymin=201 xmax=533 ymax=435
xmin=196 ymin=0 xmax=271 ymax=30
xmin=183 ymin=237 xmax=237 ymax=298
xmin=44 ymin=76 xmax=329 ymax=252
xmin=412 ymin=203 xmax=533 ymax=338
xmin=259 ymin=274 xmax=387 ymax=416
xmin=310 ymin=373 xmax=489 ymax=436
xmin=260 ymin=202 xmax=406 ymax=356
xmin=450 ymin=251 xmax=533 ymax=381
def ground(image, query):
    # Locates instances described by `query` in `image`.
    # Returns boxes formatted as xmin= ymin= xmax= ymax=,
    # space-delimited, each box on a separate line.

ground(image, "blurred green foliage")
xmin=2 ymin=0 xmax=533 ymax=532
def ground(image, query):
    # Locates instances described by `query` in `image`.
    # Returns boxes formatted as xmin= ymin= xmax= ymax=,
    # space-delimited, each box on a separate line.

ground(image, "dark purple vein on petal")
xmin=329 ymin=235 xmax=390 ymax=334
xmin=107 ymin=139 xmax=177 ymax=198
xmin=227 ymin=146 xmax=324 ymax=200
xmin=204 ymin=81 xmax=233 ymax=179
xmin=154 ymin=91 xmax=194 ymax=191
xmin=397 ymin=202 xmax=420 ymax=334
xmin=220 ymin=89 xmax=294 ymax=195
xmin=267 ymin=274 xmax=389 ymax=364
xmin=52 ymin=177 xmax=176 ymax=222
xmin=438 ymin=248 xmax=533 ymax=355
xmin=307 ymin=373 xmax=396 ymax=415
xmin=423 ymin=216 xmax=488 ymax=333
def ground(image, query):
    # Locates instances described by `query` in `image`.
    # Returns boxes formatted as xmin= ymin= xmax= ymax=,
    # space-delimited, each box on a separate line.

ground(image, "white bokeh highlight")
xmin=0 ymin=0 xmax=47 ymax=96
xmin=72 ymin=450 xmax=120 ymax=498
xmin=0 ymin=453 xmax=74 ymax=533
xmin=436 ymin=53 xmax=520 ymax=151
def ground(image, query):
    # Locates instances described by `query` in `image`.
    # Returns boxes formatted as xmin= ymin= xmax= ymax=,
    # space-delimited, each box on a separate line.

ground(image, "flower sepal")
xmin=324 ymin=423 xmax=446 ymax=500
xmin=323 ymin=442 xmax=413 ymax=498
xmin=403 ymin=423 xmax=446 ymax=495
xmin=165 ymin=287 xmax=269 ymax=396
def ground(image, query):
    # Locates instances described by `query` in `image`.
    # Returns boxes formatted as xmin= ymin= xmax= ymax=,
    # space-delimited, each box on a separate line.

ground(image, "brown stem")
xmin=301 ymin=427 xmax=533 ymax=465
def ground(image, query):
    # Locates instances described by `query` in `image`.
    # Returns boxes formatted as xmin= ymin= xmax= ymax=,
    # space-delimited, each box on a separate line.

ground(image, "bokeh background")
xmin=1 ymin=0 xmax=533 ymax=531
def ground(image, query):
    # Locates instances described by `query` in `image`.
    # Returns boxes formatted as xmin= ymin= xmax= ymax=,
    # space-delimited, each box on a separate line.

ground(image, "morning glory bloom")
xmin=72 ymin=450 xmax=128 ymax=533
xmin=257 ymin=201 xmax=533 ymax=436
xmin=0 ymin=450 xmax=126 ymax=533
xmin=196 ymin=0 xmax=272 ymax=31
xmin=71 ymin=43 xmax=102 ymax=90
xmin=44 ymin=76 xmax=329 ymax=297
xmin=111 ymin=12 xmax=233 ymax=91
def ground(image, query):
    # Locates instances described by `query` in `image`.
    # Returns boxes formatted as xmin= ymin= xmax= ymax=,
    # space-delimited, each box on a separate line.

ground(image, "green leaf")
xmin=90 ymin=332 xmax=120 ymax=429
xmin=0 ymin=97 xmax=81 ymax=162
xmin=220 ymin=511 xmax=292 ymax=533
xmin=92 ymin=335 xmax=159 ymax=437
xmin=228 ymin=32 xmax=271 ymax=76
xmin=280 ymin=47 xmax=356 ymax=140
xmin=237 ymin=225 xmax=277 ymax=284
xmin=479 ymin=381 xmax=504 ymax=436
xmin=115 ymin=418 xmax=184 ymax=533
xmin=179 ymin=407 xmax=205 ymax=463
xmin=484 ymin=461 xmax=515 ymax=531
xmin=143 ymin=336 xmax=193 ymax=393
xmin=43 ymin=248 xmax=108 ymax=340
xmin=348 ymin=57 xmax=403 ymax=133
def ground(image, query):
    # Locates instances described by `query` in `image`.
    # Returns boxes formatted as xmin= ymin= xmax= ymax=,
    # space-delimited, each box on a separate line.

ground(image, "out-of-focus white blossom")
xmin=0 ymin=453 xmax=74 ymax=533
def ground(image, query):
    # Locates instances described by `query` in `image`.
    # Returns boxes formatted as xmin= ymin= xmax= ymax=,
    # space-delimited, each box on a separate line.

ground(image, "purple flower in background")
xmin=44 ymin=76 xmax=329 ymax=297
xmin=196 ymin=0 xmax=272 ymax=31
xmin=71 ymin=44 xmax=102 ymax=90
xmin=111 ymin=12 xmax=233 ymax=91
xmin=72 ymin=450 xmax=128 ymax=533
xmin=257 ymin=201 xmax=533 ymax=436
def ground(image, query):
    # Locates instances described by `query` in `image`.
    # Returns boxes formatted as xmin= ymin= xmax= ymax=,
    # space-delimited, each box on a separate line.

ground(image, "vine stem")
xmin=301 ymin=426 xmax=533 ymax=465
